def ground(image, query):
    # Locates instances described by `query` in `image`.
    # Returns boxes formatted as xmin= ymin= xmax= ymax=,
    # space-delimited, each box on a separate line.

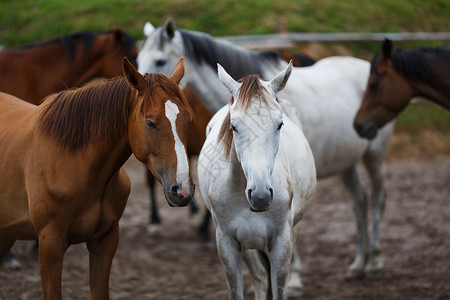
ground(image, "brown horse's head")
xmin=354 ymin=39 xmax=413 ymax=139
xmin=123 ymin=57 xmax=195 ymax=207
xmin=96 ymin=29 xmax=139 ymax=76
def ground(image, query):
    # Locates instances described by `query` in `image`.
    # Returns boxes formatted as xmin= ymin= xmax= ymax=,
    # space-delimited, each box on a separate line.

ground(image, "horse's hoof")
xmin=366 ymin=264 xmax=383 ymax=276
xmin=2 ymin=257 xmax=22 ymax=270
xmin=366 ymin=259 xmax=384 ymax=276
xmin=147 ymin=224 xmax=162 ymax=236
xmin=287 ymin=286 xmax=303 ymax=298
xmin=345 ymin=268 xmax=365 ymax=280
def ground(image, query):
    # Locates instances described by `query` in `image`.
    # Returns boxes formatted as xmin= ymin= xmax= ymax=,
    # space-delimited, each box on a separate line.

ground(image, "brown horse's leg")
xmin=38 ymin=228 xmax=69 ymax=300
xmin=87 ymin=224 xmax=120 ymax=300
xmin=0 ymin=238 xmax=15 ymax=261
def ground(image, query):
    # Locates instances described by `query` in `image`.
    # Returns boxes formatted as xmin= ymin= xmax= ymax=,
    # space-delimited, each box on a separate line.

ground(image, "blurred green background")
xmin=1 ymin=0 xmax=449 ymax=46
xmin=1 ymin=0 xmax=449 ymax=156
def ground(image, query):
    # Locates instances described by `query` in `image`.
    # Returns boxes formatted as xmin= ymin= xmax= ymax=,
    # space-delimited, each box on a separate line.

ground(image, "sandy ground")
xmin=0 ymin=153 xmax=449 ymax=300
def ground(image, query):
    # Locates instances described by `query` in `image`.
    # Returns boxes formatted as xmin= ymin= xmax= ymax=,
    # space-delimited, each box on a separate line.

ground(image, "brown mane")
xmin=38 ymin=77 xmax=133 ymax=151
xmin=38 ymin=74 xmax=193 ymax=152
xmin=218 ymin=74 xmax=270 ymax=159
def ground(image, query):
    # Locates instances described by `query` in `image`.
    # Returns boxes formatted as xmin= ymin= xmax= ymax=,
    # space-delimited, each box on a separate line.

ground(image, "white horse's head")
xmin=137 ymin=18 xmax=185 ymax=80
xmin=218 ymin=62 xmax=293 ymax=211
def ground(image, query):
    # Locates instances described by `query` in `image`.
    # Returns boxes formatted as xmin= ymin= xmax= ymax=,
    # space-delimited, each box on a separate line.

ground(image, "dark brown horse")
xmin=354 ymin=39 xmax=450 ymax=139
xmin=0 ymin=58 xmax=194 ymax=299
xmin=0 ymin=29 xmax=138 ymax=104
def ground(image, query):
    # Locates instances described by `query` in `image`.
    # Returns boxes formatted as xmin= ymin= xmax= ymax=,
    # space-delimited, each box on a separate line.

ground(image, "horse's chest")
xmin=69 ymin=200 xmax=117 ymax=243
xmin=215 ymin=208 xmax=285 ymax=251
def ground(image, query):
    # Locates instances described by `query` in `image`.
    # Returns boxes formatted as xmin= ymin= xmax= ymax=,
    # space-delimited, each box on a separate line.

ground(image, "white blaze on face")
xmin=165 ymin=100 xmax=190 ymax=196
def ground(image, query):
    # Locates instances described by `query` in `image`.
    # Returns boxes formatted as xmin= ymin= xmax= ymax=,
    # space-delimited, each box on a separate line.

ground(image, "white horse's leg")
xmin=363 ymin=151 xmax=387 ymax=274
xmin=286 ymin=227 xmax=303 ymax=296
xmin=243 ymin=250 xmax=269 ymax=300
xmin=341 ymin=166 xmax=369 ymax=278
xmin=216 ymin=231 xmax=244 ymax=300
xmin=286 ymin=245 xmax=303 ymax=297
xmin=268 ymin=235 xmax=294 ymax=300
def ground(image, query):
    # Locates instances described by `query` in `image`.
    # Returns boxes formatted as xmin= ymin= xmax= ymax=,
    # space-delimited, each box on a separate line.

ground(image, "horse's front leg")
xmin=268 ymin=232 xmax=294 ymax=300
xmin=216 ymin=230 xmax=244 ymax=300
xmin=38 ymin=227 xmax=70 ymax=300
xmin=341 ymin=166 xmax=369 ymax=278
xmin=286 ymin=245 xmax=303 ymax=298
xmin=363 ymin=154 xmax=387 ymax=274
xmin=243 ymin=249 xmax=269 ymax=300
xmin=86 ymin=224 xmax=120 ymax=300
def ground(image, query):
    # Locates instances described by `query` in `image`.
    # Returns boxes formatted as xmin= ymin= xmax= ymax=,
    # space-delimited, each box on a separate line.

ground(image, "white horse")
xmin=198 ymin=62 xmax=316 ymax=299
xmin=138 ymin=19 xmax=396 ymax=279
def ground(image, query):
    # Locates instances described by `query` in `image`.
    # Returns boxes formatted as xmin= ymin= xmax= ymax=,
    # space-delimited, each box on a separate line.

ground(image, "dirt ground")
xmin=1 ymin=150 xmax=449 ymax=299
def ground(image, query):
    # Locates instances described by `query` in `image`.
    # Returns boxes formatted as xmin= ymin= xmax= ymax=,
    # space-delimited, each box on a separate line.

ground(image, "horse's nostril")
xmin=353 ymin=122 xmax=362 ymax=132
xmin=247 ymin=189 xmax=252 ymax=200
xmin=171 ymin=184 xmax=179 ymax=194
xmin=269 ymin=188 xmax=273 ymax=199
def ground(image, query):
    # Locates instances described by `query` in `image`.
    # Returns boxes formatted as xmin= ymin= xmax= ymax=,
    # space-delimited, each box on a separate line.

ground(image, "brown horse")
xmin=354 ymin=39 xmax=450 ymax=139
xmin=0 ymin=29 xmax=139 ymax=269
xmin=0 ymin=58 xmax=194 ymax=299
xmin=0 ymin=29 xmax=139 ymax=104
xmin=147 ymin=86 xmax=213 ymax=237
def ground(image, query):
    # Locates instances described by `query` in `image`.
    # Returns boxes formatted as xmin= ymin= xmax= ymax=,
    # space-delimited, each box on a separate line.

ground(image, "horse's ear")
xmin=170 ymin=57 xmax=185 ymax=85
xmin=269 ymin=60 xmax=293 ymax=93
xmin=113 ymin=29 xmax=123 ymax=41
xmin=217 ymin=64 xmax=240 ymax=96
xmin=123 ymin=57 xmax=146 ymax=96
xmin=144 ymin=22 xmax=155 ymax=37
xmin=164 ymin=17 xmax=177 ymax=39
xmin=382 ymin=38 xmax=393 ymax=59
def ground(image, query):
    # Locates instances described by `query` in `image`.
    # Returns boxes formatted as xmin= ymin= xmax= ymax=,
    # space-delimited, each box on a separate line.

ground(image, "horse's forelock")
xmin=142 ymin=73 xmax=193 ymax=120
xmin=235 ymin=75 xmax=270 ymax=110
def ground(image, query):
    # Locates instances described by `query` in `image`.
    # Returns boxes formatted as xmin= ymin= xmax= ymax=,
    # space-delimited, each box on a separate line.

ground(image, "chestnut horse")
xmin=0 ymin=29 xmax=138 ymax=104
xmin=0 ymin=58 xmax=194 ymax=299
xmin=146 ymin=86 xmax=213 ymax=237
xmin=0 ymin=29 xmax=139 ymax=269
xmin=354 ymin=39 xmax=450 ymax=139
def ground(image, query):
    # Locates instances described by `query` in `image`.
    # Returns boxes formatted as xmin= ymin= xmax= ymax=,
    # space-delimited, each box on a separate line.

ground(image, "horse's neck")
xmin=93 ymin=136 xmax=132 ymax=178
xmin=184 ymin=63 xmax=230 ymax=112
xmin=412 ymin=59 xmax=450 ymax=110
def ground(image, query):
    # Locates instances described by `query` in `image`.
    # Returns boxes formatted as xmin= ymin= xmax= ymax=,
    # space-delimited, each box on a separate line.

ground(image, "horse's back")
xmin=279 ymin=56 xmax=393 ymax=178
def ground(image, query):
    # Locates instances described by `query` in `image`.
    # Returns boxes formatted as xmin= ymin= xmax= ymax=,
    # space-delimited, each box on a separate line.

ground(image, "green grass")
xmin=396 ymin=101 xmax=450 ymax=130
xmin=1 ymin=0 xmax=449 ymax=46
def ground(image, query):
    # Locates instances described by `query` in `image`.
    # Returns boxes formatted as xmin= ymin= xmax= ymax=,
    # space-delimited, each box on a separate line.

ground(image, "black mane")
xmin=178 ymin=29 xmax=283 ymax=80
xmin=17 ymin=30 xmax=135 ymax=63
xmin=375 ymin=46 xmax=450 ymax=80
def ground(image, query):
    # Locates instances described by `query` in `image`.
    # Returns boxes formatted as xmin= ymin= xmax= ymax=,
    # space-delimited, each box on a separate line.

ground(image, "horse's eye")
xmin=370 ymin=82 xmax=378 ymax=89
xmin=146 ymin=120 xmax=157 ymax=129
xmin=231 ymin=125 xmax=238 ymax=133
xmin=155 ymin=59 xmax=166 ymax=67
xmin=277 ymin=122 xmax=284 ymax=131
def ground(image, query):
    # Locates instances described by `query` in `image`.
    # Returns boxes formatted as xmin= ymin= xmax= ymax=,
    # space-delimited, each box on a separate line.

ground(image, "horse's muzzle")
xmin=247 ymin=187 xmax=273 ymax=212
xmin=353 ymin=120 xmax=378 ymax=140
xmin=164 ymin=183 xmax=195 ymax=207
